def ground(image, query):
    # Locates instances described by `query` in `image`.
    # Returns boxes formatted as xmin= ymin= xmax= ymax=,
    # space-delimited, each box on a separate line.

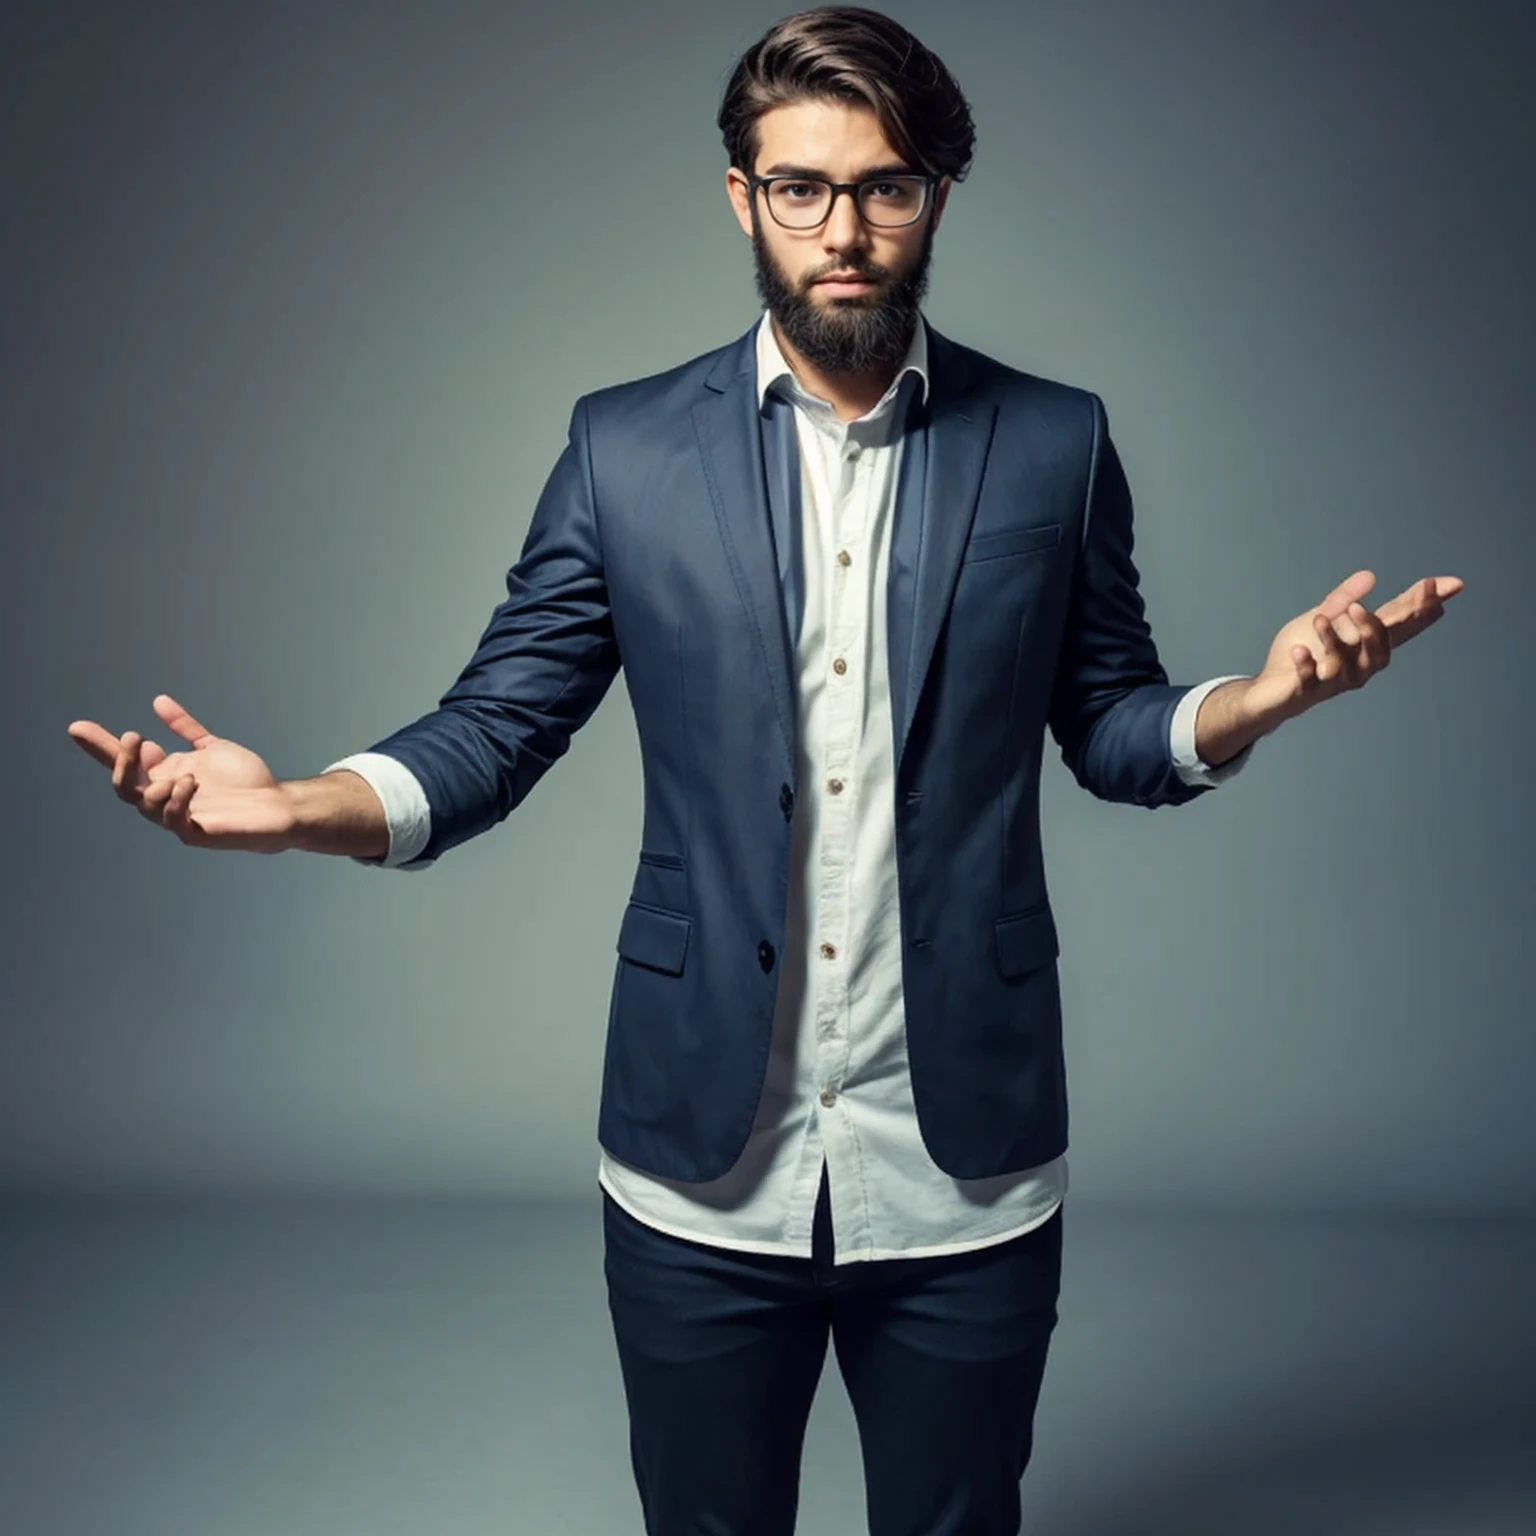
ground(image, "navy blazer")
xmin=367 ymin=317 xmax=1215 ymax=1182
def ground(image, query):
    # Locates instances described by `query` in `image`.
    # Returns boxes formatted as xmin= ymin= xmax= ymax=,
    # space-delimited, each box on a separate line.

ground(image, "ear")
xmin=930 ymin=175 xmax=953 ymax=232
xmin=726 ymin=168 xmax=755 ymax=239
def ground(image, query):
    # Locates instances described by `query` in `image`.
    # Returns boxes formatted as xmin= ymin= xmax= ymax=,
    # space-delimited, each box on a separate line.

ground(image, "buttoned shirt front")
xmin=329 ymin=310 xmax=1250 ymax=1264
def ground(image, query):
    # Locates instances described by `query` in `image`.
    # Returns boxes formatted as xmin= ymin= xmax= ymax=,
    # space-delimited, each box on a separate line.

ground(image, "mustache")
xmin=807 ymin=266 xmax=883 ymax=285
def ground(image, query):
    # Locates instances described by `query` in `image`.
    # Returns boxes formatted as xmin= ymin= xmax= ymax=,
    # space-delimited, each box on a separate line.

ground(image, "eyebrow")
xmin=759 ymin=161 xmax=916 ymax=179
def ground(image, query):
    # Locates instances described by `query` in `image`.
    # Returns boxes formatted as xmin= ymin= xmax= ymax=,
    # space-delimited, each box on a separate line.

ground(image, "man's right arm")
xmin=71 ymin=398 xmax=616 ymax=862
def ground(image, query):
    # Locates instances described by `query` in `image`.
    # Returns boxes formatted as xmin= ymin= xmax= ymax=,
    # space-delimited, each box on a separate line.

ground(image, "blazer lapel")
xmin=693 ymin=325 xmax=798 ymax=770
xmin=891 ymin=322 xmax=996 ymax=771
xmin=690 ymin=317 xmax=996 ymax=781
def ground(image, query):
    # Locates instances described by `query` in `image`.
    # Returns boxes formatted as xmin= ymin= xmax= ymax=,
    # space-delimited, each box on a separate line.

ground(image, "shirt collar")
xmin=754 ymin=307 xmax=930 ymax=417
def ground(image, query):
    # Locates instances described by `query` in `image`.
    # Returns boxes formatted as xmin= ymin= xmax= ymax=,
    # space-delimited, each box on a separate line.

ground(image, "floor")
xmin=3 ymin=1196 xmax=1532 ymax=1535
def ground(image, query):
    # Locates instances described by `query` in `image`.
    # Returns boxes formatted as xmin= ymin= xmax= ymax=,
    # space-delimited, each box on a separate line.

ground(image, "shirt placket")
xmin=813 ymin=422 xmax=866 ymax=1109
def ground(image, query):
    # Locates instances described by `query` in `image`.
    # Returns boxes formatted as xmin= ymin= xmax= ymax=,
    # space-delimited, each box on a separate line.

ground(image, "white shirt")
xmin=329 ymin=311 xmax=1250 ymax=1264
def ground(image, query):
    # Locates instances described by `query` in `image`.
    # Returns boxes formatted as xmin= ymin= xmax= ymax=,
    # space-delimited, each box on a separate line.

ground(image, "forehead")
xmin=753 ymin=98 xmax=906 ymax=175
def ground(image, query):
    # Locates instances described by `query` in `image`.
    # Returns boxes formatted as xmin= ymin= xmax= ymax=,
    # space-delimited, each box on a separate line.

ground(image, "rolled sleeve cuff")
xmin=1170 ymin=674 xmax=1255 ymax=788
xmin=322 ymin=752 xmax=435 ymax=869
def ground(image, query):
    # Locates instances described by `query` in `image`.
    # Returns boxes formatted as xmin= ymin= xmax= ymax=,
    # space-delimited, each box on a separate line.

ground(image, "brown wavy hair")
xmin=717 ymin=7 xmax=976 ymax=184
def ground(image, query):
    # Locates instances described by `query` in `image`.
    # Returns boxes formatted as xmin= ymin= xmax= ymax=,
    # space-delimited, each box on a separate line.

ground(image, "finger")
xmin=1376 ymin=574 xmax=1460 ymax=637
xmin=1415 ymin=575 xmax=1455 ymax=623
xmin=164 ymin=775 xmax=202 ymax=842
xmin=1291 ymin=643 xmax=1320 ymax=694
xmin=141 ymin=774 xmax=182 ymax=812
xmin=68 ymin=720 xmax=170 ymax=775
xmin=1312 ymin=612 xmax=1343 ymax=680
xmin=1381 ymin=578 xmax=1452 ymax=649
xmin=143 ymin=750 xmax=194 ymax=785
xmin=1350 ymin=600 xmax=1391 ymax=674
xmin=154 ymin=694 xmax=217 ymax=749
xmin=67 ymin=720 xmax=121 ymax=770
xmin=1331 ymin=607 xmax=1362 ymax=647
xmin=112 ymin=732 xmax=146 ymax=803
xmin=1331 ymin=604 xmax=1369 ymax=685
xmin=124 ymin=737 xmax=170 ymax=791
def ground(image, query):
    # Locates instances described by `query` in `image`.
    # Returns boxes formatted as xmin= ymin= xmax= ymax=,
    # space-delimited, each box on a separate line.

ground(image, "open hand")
xmin=1242 ymin=570 xmax=1465 ymax=724
xmin=66 ymin=694 xmax=296 ymax=852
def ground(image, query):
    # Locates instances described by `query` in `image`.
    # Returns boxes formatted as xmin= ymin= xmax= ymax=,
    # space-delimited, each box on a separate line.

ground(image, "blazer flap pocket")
xmin=995 ymin=905 xmax=1060 ymax=978
xmin=617 ymin=901 xmax=692 ymax=976
xmin=963 ymin=522 xmax=1062 ymax=563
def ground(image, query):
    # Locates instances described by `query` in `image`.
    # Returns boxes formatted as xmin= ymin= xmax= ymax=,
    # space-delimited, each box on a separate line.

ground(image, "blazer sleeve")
xmin=1046 ymin=393 xmax=1213 ymax=809
xmin=361 ymin=394 xmax=622 ymax=862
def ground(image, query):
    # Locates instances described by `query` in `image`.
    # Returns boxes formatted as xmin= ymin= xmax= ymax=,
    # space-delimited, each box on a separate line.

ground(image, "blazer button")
xmin=758 ymin=941 xmax=776 ymax=972
xmin=779 ymin=783 xmax=794 ymax=820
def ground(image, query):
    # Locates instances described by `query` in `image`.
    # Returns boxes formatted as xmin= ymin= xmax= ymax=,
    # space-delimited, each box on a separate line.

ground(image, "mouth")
xmin=815 ymin=275 xmax=878 ymax=294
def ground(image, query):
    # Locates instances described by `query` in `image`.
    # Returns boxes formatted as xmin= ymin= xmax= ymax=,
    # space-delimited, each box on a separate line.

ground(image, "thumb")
xmin=154 ymin=694 xmax=218 ymax=749
xmin=1316 ymin=569 xmax=1376 ymax=619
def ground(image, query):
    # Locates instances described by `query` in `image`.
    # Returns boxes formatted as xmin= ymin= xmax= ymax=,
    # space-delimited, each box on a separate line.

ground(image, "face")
xmin=726 ymin=98 xmax=952 ymax=376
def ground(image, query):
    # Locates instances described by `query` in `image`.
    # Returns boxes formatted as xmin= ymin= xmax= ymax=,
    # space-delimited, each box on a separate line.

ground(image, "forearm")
xmin=280 ymin=770 xmax=391 ymax=859
xmin=1193 ymin=677 xmax=1283 ymax=768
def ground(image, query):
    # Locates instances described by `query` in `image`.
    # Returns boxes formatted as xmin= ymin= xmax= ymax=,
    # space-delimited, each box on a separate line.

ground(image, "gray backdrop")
xmin=6 ymin=0 xmax=1531 ymax=1208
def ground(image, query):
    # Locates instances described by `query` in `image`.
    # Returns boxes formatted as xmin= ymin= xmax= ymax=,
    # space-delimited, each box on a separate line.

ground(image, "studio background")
xmin=5 ymin=0 xmax=1531 ymax=1211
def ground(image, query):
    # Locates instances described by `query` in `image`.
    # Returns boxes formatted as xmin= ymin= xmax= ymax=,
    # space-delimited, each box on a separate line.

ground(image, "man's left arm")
xmin=1049 ymin=395 xmax=1465 ymax=800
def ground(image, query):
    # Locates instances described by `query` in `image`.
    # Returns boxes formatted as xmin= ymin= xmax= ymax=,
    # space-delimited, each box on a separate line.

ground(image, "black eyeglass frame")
xmin=745 ymin=172 xmax=939 ymax=230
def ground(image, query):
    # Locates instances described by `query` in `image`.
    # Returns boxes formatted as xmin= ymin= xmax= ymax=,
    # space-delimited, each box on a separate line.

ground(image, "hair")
xmin=717 ymin=7 xmax=975 ymax=185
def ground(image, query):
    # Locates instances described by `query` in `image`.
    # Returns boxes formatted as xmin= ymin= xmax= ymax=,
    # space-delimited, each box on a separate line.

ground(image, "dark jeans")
xmin=602 ymin=1160 xmax=1063 ymax=1536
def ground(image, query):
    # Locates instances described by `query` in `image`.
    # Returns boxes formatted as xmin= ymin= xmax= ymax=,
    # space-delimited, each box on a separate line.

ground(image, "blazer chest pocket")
xmin=617 ymin=900 xmax=692 ymax=976
xmin=962 ymin=521 xmax=1062 ymax=564
xmin=995 ymin=904 xmax=1060 ymax=978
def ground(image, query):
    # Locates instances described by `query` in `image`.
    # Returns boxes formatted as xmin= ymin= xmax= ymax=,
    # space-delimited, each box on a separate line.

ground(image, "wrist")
xmin=1232 ymin=677 xmax=1285 ymax=733
xmin=275 ymin=779 xmax=322 ymax=854
xmin=279 ymin=773 xmax=389 ymax=859
xmin=1238 ymin=673 xmax=1309 ymax=734
xmin=1194 ymin=676 xmax=1281 ymax=769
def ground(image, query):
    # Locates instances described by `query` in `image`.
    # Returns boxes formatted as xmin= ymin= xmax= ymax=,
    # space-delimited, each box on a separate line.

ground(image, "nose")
xmin=821 ymin=185 xmax=869 ymax=252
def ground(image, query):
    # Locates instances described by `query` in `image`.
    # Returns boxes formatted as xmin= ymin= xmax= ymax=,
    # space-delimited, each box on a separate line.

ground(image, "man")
xmin=68 ymin=8 xmax=1462 ymax=1533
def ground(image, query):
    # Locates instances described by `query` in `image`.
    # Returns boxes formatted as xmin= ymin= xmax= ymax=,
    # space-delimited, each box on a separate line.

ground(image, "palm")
xmin=140 ymin=735 xmax=275 ymax=794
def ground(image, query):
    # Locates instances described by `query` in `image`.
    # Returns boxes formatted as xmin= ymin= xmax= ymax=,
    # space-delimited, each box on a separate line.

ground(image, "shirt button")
xmin=819 ymin=942 xmax=837 ymax=960
xmin=832 ymin=657 xmax=847 ymax=676
xmin=837 ymin=549 xmax=851 ymax=567
xmin=820 ymin=1087 xmax=838 ymax=1107
xmin=827 ymin=778 xmax=844 ymax=794
xmin=758 ymin=941 xmax=775 ymax=972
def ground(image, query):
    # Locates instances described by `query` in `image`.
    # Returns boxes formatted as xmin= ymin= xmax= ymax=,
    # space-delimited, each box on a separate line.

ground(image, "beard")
xmin=751 ymin=207 xmax=935 ymax=376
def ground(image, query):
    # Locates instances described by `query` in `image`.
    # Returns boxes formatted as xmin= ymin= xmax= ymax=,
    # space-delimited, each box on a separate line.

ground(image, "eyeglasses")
xmin=747 ymin=173 xmax=935 ymax=230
